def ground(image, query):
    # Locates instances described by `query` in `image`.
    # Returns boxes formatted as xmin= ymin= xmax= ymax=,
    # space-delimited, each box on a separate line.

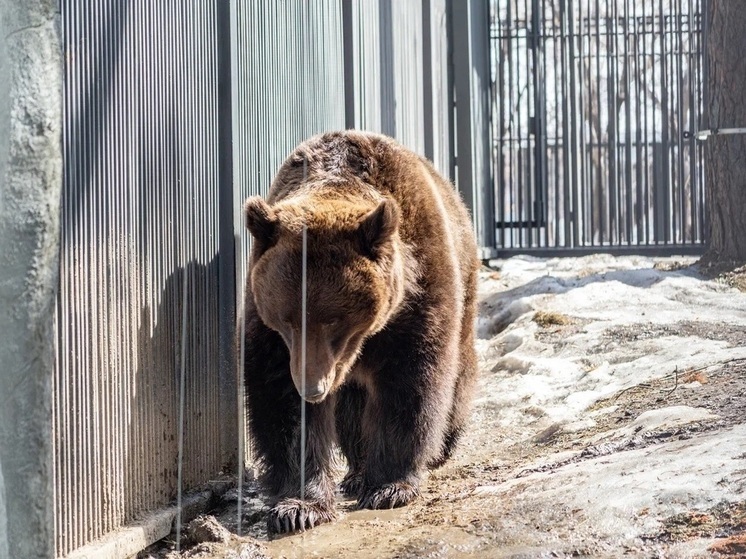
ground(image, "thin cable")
xmin=175 ymin=268 xmax=189 ymax=552
xmin=237 ymin=235 xmax=247 ymax=537
xmin=300 ymin=157 xmax=308 ymax=502
xmin=300 ymin=224 xmax=308 ymax=501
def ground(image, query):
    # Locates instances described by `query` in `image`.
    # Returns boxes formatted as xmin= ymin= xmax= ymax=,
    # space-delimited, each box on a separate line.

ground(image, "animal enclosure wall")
xmin=54 ymin=0 xmax=455 ymax=557
xmin=55 ymin=1 xmax=231 ymax=556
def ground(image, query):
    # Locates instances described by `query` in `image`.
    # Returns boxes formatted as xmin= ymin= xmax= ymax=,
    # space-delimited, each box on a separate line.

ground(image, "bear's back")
xmin=268 ymin=130 xmax=478 ymax=318
xmin=269 ymin=130 xmax=476 ymax=257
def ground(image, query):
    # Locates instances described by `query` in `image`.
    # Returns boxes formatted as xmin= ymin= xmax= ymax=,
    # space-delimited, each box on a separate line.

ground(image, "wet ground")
xmin=142 ymin=257 xmax=746 ymax=559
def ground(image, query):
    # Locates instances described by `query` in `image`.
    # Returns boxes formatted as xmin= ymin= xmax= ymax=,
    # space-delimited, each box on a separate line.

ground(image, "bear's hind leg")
xmin=429 ymin=281 xmax=479 ymax=469
xmin=335 ymin=383 xmax=367 ymax=497
xmin=357 ymin=335 xmax=455 ymax=510
xmin=429 ymin=345 xmax=478 ymax=468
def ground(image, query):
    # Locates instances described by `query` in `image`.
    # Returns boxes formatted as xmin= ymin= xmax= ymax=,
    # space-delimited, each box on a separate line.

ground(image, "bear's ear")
xmin=357 ymin=199 xmax=400 ymax=260
xmin=244 ymin=196 xmax=278 ymax=253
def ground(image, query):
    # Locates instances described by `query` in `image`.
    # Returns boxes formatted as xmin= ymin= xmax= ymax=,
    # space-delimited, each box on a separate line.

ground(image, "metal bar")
xmin=445 ymin=0 xmax=456 ymax=181
xmin=623 ymin=0 xmax=633 ymax=246
xmin=496 ymin=243 xmax=705 ymax=258
xmin=642 ymin=2 xmax=655 ymax=245
xmin=660 ymin=0 xmax=671 ymax=244
xmin=453 ymin=0 xmax=496 ymax=257
xmin=530 ymin=0 xmax=547 ymax=244
xmin=422 ymin=0 xmax=434 ymax=160
xmin=593 ymin=0 xmax=601 ymax=246
xmin=676 ymin=0 xmax=686 ymax=243
xmin=217 ymin=0 xmax=237 ymax=475
xmin=342 ymin=0 xmax=355 ymax=129
xmin=568 ymin=0 xmax=580 ymax=248
xmin=379 ymin=0 xmax=396 ymax=137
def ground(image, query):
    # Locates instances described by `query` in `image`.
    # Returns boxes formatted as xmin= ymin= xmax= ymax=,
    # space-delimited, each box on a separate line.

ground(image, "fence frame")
xmin=484 ymin=0 xmax=708 ymax=257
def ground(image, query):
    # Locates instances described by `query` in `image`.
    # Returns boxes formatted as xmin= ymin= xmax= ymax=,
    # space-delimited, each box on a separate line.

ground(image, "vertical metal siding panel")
xmin=56 ymin=3 xmax=71 ymax=551
xmin=56 ymin=1 xmax=225 ymax=555
xmin=349 ymin=0 xmax=440 ymax=161
xmin=428 ymin=0 xmax=454 ymax=178
xmin=80 ymin=1 xmax=93 ymax=543
xmin=401 ymin=2 xmax=425 ymax=154
xmin=98 ymin=0 xmax=110 ymax=536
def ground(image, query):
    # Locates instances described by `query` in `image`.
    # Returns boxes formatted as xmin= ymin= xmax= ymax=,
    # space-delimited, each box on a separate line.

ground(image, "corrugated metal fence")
xmin=56 ymin=1 xmax=453 ymax=556
xmin=56 ymin=1 xmax=230 ymax=556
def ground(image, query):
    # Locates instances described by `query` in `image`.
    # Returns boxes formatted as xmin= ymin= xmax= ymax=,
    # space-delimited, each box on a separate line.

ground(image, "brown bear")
xmin=243 ymin=130 xmax=479 ymax=534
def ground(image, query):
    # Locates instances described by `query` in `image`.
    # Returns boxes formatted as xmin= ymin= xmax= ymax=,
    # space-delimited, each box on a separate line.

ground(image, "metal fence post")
xmin=423 ymin=0 xmax=435 ymax=162
xmin=379 ymin=0 xmax=397 ymax=138
xmin=218 ymin=0 xmax=237 ymax=472
xmin=452 ymin=0 xmax=496 ymax=259
xmin=422 ymin=0 xmax=455 ymax=179
xmin=342 ymin=0 xmax=355 ymax=129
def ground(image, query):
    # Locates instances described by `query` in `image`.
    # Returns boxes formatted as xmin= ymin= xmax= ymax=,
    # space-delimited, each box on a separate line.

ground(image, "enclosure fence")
xmin=55 ymin=1 xmax=453 ymax=556
xmin=55 ymin=2 xmax=230 ymax=556
xmin=52 ymin=0 xmax=706 ymax=556
xmin=490 ymin=0 xmax=707 ymax=253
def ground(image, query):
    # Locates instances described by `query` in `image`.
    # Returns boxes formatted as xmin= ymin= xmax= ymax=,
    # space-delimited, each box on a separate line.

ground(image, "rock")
xmin=709 ymin=533 xmax=746 ymax=556
xmin=183 ymin=515 xmax=232 ymax=545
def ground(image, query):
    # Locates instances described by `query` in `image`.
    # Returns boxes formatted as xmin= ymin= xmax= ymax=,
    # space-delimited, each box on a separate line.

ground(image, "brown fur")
xmin=243 ymin=131 xmax=479 ymax=534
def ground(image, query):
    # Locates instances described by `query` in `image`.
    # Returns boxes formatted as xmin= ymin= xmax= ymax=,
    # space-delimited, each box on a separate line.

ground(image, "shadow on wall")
xmin=124 ymin=255 xmax=221 ymax=526
xmin=54 ymin=259 xmax=224 ymax=556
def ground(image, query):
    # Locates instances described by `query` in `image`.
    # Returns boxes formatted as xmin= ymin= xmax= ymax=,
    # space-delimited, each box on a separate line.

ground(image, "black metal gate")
xmin=490 ymin=0 xmax=706 ymax=254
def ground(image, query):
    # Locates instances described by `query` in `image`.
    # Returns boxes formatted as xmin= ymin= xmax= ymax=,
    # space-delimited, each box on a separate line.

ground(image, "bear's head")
xmin=245 ymin=195 xmax=409 ymax=403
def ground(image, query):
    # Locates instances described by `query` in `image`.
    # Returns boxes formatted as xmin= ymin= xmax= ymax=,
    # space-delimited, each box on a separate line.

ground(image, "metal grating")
xmin=490 ymin=0 xmax=706 ymax=253
xmin=55 ymin=1 xmax=227 ymax=555
xmin=346 ymin=0 xmax=453 ymax=177
xmin=230 ymin=0 xmax=347 ymax=324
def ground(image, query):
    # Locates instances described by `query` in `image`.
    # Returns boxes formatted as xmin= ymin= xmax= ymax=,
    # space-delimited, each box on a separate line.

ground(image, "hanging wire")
xmin=300 ymin=223 xmax=308 ymax=501
xmin=175 ymin=268 xmax=189 ymax=551
xmin=237 ymin=233 xmax=247 ymax=537
xmin=300 ymin=156 xmax=309 ymax=502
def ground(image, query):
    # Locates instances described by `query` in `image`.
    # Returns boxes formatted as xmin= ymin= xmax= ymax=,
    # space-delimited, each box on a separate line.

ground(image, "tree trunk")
xmin=702 ymin=0 xmax=746 ymax=263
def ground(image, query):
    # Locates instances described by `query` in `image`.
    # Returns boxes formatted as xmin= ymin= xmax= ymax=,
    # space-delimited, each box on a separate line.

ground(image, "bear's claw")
xmin=267 ymin=498 xmax=336 ymax=535
xmin=339 ymin=471 xmax=364 ymax=497
xmin=356 ymin=481 xmax=420 ymax=510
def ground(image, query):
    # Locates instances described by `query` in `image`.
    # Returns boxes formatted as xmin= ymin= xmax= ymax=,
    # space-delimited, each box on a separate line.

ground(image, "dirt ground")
xmin=141 ymin=258 xmax=746 ymax=559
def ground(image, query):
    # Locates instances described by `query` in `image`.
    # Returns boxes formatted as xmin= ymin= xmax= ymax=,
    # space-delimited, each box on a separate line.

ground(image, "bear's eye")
xmin=321 ymin=318 xmax=341 ymax=328
xmin=330 ymin=333 xmax=346 ymax=353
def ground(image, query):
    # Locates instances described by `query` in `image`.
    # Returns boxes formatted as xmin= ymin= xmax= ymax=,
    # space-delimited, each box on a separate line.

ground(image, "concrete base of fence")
xmin=62 ymin=481 xmax=232 ymax=559
xmin=0 ymin=1 xmax=63 ymax=558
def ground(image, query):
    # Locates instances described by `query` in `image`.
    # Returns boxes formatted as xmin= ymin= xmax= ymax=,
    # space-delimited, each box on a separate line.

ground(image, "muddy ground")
xmin=142 ymin=257 xmax=746 ymax=559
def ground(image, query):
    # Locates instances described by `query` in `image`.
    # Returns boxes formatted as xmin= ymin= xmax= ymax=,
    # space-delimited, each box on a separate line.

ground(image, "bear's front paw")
xmin=339 ymin=470 xmax=364 ymax=497
xmin=357 ymin=481 xmax=420 ymax=510
xmin=267 ymin=498 xmax=336 ymax=534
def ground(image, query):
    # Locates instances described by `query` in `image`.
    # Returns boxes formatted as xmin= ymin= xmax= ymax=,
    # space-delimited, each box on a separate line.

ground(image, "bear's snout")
xmin=288 ymin=329 xmax=337 ymax=403
xmin=300 ymin=380 xmax=328 ymax=403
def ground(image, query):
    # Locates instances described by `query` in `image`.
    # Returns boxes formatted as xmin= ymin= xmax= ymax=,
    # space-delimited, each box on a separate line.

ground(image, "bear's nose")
xmin=302 ymin=381 xmax=327 ymax=403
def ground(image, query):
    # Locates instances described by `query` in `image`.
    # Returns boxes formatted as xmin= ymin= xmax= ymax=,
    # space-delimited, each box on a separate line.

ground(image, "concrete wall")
xmin=0 ymin=0 xmax=62 ymax=557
